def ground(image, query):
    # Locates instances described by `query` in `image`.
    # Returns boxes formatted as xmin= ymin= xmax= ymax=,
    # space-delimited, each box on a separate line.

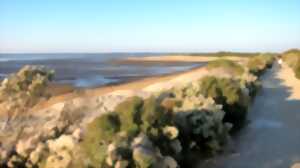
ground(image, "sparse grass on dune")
xmin=207 ymin=59 xmax=245 ymax=76
xmin=246 ymin=54 xmax=275 ymax=76
xmin=282 ymin=49 xmax=300 ymax=79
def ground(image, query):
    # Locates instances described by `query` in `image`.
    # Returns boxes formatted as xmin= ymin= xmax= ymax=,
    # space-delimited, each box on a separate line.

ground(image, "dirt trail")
xmin=197 ymin=63 xmax=300 ymax=168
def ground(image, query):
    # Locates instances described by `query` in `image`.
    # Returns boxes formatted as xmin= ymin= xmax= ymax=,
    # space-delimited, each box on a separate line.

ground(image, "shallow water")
xmin=197 ymin=64 xmax=300 ymax=168
xmin=0 ymin=53 xmax=202 ymax=87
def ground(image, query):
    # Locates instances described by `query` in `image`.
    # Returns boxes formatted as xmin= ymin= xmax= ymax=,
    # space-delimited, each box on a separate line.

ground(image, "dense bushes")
xmin=81 ymin=57 xmax=273 ymax=168
xmin=207 ymin=59 xmax=244 ymax=76
xmin=185 ymin=110 xmax=230 ymax=151
xmin=246 ymin=54 xmax=274 ymax=76
xmin=81 ymin=96 xmax=176 ymax=168
xmin=82 ymin=113 xmax=121 ymax=167
xmin=0 ymin=65 xmax=54 ymax=114
xmin=115 ymin=97 xmax=143 ymax=135
xmin=80 ymin=75 xmax=257 ymax=167
xmin=81 ymin=93 xmax=232 ymax=167
xmin=282 ymin=49 xmax=300 ymax=79
xmin=172 ymin=75 xmax=250 ymax=128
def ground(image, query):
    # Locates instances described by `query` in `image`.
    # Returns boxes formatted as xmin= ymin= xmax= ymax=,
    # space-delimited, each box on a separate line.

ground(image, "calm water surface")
xmin=0 ymin=53 xmax=203 ymax=87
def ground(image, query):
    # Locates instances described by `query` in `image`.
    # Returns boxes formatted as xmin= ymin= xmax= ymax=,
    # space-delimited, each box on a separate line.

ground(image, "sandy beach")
xmin=122 ymin=55 xmax=249 ymax=63
xmin=34 ymin=55 xmax=244 ymax=111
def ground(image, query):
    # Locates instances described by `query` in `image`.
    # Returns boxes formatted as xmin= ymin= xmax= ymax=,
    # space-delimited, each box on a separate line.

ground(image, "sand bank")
xmin=122 ymin=55 xmax=248 ymax=63
xmin=35 ymin=55 xmax=248 ymax=111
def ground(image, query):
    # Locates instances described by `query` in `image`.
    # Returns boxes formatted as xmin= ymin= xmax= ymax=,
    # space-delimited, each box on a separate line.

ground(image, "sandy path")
xmin=197 ymin=63 xmax=300 ymax=168
xmin=277 ymin=63 xmax=300 ymax=100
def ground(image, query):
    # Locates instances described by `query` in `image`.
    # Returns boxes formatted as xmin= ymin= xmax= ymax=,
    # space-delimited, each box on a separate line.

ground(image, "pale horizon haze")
xmin=0 ymin=0 xmax=300 ymax=53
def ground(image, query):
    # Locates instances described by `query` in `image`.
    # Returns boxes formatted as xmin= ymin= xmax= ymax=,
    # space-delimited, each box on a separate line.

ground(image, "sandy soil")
xmin=33 ymin=66 xmax=209 ymax=111
xmin=34 ymin=55 xmax=250 ymax=111
xmin=123 ymin=55 xmax=248 ymax=63
xmin=277 ymin=63 xmax=300 ymax=100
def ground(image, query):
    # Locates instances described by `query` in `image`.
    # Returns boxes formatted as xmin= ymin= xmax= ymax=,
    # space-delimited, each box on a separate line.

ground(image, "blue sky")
xmin=0 ymin=0 xmax=299 ymax=53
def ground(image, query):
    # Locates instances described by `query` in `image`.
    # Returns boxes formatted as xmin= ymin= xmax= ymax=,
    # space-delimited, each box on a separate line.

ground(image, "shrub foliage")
xmin=0 ymin=65 xmax=54 ymax=114
xmin=207 ymin=59 xmax=244 ymax=76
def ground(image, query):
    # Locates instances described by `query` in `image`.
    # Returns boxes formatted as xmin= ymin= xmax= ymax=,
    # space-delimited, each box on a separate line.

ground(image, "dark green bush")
xmin=115 ymin=96 xmax=143 ymax=135
xmin=141 ymin=97 xmax=171 ymax=130
xmin=185 ymin=110 xmax=231 ymax=152
xmin=199 ymin=76 xmax=248 ymax=126
xmin=207 ymin=59 xmax=244 ymax=76
xmin=81 ymin=113 xmax=120 ymax=167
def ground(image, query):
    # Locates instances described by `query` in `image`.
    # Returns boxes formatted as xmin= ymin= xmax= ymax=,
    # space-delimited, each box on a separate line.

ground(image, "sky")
xmin=0 ymin=0 xmax=299 ymax=53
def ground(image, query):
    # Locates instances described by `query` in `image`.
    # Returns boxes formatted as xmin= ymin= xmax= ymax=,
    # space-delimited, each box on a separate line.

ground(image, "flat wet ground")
xmin=197 ymin=63 xmax=300 ymax=168
xmin=0 ymin=53 xmax=202 ymax=87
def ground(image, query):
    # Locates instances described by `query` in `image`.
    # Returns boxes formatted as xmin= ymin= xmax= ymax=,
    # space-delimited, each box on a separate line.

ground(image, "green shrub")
xmin=200 ymin=76 xmax=242 ymax=105
xmin=207 ymin=59 xmax=244 ymax=76
xmin=115 ymin=96 xmax=143 ymax=135
xmin=141 ymin=97 xmax=170 ymax=130
xmin=247 ymin=54 xmax=274 ymax=76
xmin=199 ymin=76 xmax=248 ymax=126
xmin=185 ymin=110 xmax=231 ymax=152
xmin=81 ymin=113 xmax=120 ymax=167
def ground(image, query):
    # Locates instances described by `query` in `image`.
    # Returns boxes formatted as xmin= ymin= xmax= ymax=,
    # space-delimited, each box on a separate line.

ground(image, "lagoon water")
xmin=0 ymin=53 xmax=201 ymax=87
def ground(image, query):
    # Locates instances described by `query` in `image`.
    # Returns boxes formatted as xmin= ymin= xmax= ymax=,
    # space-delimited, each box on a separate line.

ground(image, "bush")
xmin=81 ymin=113 xmax=120 ymax=167
xmin=247 ymin=54 xmax=274 ymax=76
xmin=113 ymin=96 xmax=172 ymax=139
xmin=141 ymin=97 xmax=171 ymax=131
xmin=82 ymin=96 xmax=178 ymax=167
xmin=185 ymin=110 xmax=231 ymax=152
xmin=199 ymin=76 xmax=248 ymax=126
xmin=168 ymin=89 xmax=231 ymax=152
xmin=0 ymin=65 xmax=54 ymax=113
xmin=115 ymin=96 xmax=143 ymax=136
xmin=207 ymin=59 xmax=244 ymax=76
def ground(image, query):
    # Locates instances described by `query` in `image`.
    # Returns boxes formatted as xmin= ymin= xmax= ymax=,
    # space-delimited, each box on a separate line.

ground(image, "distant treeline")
xmin=154 ymin=51 xmax=278 ymax=57
xmin=185 ymin=52 xmax=279 ymax=57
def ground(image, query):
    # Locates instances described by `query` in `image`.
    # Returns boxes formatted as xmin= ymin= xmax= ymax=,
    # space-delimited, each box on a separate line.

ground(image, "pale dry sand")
xmin=277 ymin=63 xmax=300 ymax=100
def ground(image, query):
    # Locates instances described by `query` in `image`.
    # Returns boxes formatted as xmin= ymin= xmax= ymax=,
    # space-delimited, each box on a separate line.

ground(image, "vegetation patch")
xmin=0 ymin=65 xmax=54 ymax=116
xmin=247 ymin=54 xmax=275 ymax=76
xmin=199 ymin=76 xmax=249 ymax=126
xmin=207 ymin=59 xmax=244 ymax=76
xmin=81 ymin=112 xmax=120 ymax=167
xmin=282 ymin=49 xmax=300 ymax=79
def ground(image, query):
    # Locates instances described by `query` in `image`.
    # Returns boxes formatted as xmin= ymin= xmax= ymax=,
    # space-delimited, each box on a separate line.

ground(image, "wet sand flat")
xmin=33 ymin=65 xmax=209 ymax=111
xmin=197 ymin=63 xmax=300 ymax=168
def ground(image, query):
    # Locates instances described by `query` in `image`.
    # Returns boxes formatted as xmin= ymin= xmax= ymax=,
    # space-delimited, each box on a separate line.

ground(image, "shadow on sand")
xmin=195 ymin=63 xmax=300 ymax=168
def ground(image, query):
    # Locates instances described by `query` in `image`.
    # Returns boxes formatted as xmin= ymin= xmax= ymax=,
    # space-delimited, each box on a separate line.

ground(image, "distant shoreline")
xmin=119 ymin=55 xmax=249 ymax=63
